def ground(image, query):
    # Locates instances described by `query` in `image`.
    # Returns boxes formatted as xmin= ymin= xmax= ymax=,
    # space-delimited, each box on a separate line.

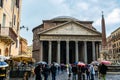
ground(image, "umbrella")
xmin=91 ymin=61 xmax=99 ymax=65
xmin=74 ymin=61 xmax=78 ymax=65
xmin=12 ymin=55 xmax=34 ymax=62
xmin=0 ymin=55 xmax=10 ymax=61
xmin=0 ymin=61 xmax=9 ymax=68
xmin=77 ymin=62 xmax=85 ymax=66
xmin=54 ymin=62 xmax=60 ymax=66
xmin=101 ymin=60 xmax=111 ymax=65
xmin=37 ymin=61 xmax=47 ymax=65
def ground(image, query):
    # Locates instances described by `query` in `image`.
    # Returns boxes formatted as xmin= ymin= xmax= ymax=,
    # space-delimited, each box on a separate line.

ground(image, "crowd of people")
xmin=33 ymin=62 xmax=108 ymax=80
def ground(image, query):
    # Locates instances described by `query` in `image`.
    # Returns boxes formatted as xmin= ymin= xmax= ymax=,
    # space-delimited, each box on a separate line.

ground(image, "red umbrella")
xmin=77 ymin=62 xmax=85 ymax=66
xmin=101 ymin=60 xmax=111 ymax=65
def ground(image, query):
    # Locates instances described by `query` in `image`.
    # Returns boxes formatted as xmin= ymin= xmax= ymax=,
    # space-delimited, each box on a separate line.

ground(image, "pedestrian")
xmin=77 ymin=66 xmax=82 ymax=80
xmin=99 ymin=63 xmax=108 ymax=80
xmin=34 ymin=64 xmax=43 ymax=80
xmin=50 ymin=63 xmax=57 ymax=80
xmin=86 ymin=64 xmax=90 ymax=80
xmin=23 ymin=72 xmax=28 ymax=80
xmin=81 ymin=65 xmax=86 ymax=80
xmin=72 ymin=64 xmax=77 ymax=80
xmin=67 ymin=64 xmax=72 ymax=80
xmin=42 ymin=64 xmax=50 ymax=80
xmin=90 ymin=65 xmax=95 ymax=80
xmin=93 ymin=64 xmax=98 ymax=77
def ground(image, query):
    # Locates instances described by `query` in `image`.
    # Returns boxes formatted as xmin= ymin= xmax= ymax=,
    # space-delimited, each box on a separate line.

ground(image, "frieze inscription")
xmin=40 ymin=35 xmax=102 ymax=41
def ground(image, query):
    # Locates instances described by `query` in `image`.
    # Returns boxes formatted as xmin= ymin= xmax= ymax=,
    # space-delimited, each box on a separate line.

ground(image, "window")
xmin=2 ymin=14 xmax=6 ymax=27
xmin=0 ymin=0 xmax=3 ymax=7
xmin=16 ymin=0 xmax=19 ymax=8
xmin=0 ymin=49 xmax=1 ymax=55
xmin=16 ymin=39 xmax=18 ymax=48
xmin=11 ymin=0 xmax=13 ymax=10
xmin=14 ymin=15 xmax=16 ymax=25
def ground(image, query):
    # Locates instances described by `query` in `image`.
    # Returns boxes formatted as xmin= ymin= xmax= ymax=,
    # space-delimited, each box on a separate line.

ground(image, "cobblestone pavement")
xmin=9 ymin=72 xmax=120 ymax=80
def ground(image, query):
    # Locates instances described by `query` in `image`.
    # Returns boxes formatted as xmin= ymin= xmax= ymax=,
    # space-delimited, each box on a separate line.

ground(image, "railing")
xmin=0 ymin=27 xmax=17 ymax=42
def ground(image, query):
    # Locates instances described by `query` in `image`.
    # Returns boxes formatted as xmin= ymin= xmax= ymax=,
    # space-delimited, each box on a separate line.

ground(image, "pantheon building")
xmin=32 ymin=16 xmax=102 ymax=64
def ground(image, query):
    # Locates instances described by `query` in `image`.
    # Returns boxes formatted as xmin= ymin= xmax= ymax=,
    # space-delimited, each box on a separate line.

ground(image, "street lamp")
xmin=20 ymin=25 xmax=28 ymax=31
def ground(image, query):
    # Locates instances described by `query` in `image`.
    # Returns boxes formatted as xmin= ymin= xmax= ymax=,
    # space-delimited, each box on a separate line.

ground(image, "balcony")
xmin=0 ymin=27 xmax=18 ymax=44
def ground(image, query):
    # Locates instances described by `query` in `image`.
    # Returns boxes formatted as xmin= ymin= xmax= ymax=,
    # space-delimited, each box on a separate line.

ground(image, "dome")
xmin=51 ymin=16 xmax=80 ymax=21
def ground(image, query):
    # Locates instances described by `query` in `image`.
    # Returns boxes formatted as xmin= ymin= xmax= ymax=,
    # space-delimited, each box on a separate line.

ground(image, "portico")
xmin=39 ymin=35 xmax=101 ymax=64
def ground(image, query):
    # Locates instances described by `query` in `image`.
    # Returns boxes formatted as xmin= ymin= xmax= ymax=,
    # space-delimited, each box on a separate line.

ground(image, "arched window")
xmin=0 ymin=49 xmax=1 ymax=55
xmin=5 ymin=48 xmax=8 ymax=56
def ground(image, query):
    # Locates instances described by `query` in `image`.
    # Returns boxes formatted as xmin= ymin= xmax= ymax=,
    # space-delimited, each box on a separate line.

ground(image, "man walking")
xmin=50 ymin=63 xmax=57 ymax=80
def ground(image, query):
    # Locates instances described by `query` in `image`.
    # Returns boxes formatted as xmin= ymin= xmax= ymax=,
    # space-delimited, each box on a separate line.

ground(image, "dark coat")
xmin=34 ymin=65 xmax=42 ymax=80
xmin=50 ymin=65 xmax=57 ymax=74
xmin=42 ymin=65 xmax=50 ymax=76
xmin=99 ymin=64 xmax=108 ymax=74
xmin=72 ymin=66 xmax=77 ymax=74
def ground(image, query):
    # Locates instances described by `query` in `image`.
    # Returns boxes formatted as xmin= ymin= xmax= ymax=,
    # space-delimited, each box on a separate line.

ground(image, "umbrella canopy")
xmin=0 ymin=55 xmax=10 ymax=61
xmin=77 ymin=62 xmax=85 ymax=66
xmin=0 ymin=61 xmax=9 ymax=68
xmin=36 ymin=61 xmax=47 ymax=65
xmin=54 ymin=62 xmax=60 ymax=66
xmin=12 ymin=55 xmax=34 ymax=62
xmin=74 ymin=61 xmax=78 ymax=65
xmin=101 ymin=60 xmax=111 ymax=65
xmin=91 ymin=61 xmax=99 ymax=65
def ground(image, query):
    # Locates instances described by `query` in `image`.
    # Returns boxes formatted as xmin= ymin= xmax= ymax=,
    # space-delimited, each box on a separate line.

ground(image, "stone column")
xmin=75 ymin=41 xmax=78 ymax=62
xmin=40 ymin=41 xmax=43 ymax=61
xmin=48 ymin=41 xmax=52 ymax=64
xmin=57 ymin=41 xmax=60 ymax=64
xmin=66 ymin=41 xmax=69 ymax=64
xmin=92 ymin=41 xmax=95 ymax=61
xmin=84 ymin=41 xmax=87 ymax=63
xmin=96 ymin=43 xmax=98 ymax=60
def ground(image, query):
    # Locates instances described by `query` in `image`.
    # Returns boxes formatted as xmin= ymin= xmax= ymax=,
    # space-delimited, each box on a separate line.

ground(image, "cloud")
xmin=106 ymin=8 xmax=120 ymax=25
xmin=50 ymin=0 xmax=64 ymax=5
xmin=76 ymin=2 xmax=89 ymax=10
xmin=94 ymin=8 xmax=120 ymax=26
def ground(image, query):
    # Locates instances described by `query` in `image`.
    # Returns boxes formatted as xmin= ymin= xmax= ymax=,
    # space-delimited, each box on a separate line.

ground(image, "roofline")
xmin=37 ymin=20 xmax=101 ymax=35
xmin=111 ymin=27 xmax=120 ymax=34
xmin=32 ymin=24 xmax=43 ymax=32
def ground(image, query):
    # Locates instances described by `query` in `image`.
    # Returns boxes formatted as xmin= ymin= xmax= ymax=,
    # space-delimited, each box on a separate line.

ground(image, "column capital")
xmin=57 ymin=41 xmax=60 ymax=44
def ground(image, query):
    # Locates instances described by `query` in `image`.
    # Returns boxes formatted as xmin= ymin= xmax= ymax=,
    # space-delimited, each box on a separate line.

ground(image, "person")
xmin=67 ymin=64 xmax=72 ymax=80
xmin=77 ymin=66 xmax=82 ymax=80
xmin=81 ymin=65 xmax=86 ymax=80
xmin=50 ymin=63 xmax=57 ymax=80
xmin=90 ymin=65 xmax=95 ymax=80
xmin=42 ymin=64 xmax=50 ymax=80
xmin=99 ymin=63 xmax=108 ymax=80
xmin=23 ymin=72 xmax=28 ymax=80
xmin=72 ymin=64 xmax=77 ymax=80
xmin=34 ymin=64 xmax=43 ymax=80
xmin=86 ymin=64 xmax=90 ymax=80
xmin=93 ymin=64 xmax=98 ymax=77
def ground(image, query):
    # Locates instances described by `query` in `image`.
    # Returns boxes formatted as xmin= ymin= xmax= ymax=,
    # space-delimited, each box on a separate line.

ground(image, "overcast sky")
xmin=20 ymin=0 xmax=120 ymax=45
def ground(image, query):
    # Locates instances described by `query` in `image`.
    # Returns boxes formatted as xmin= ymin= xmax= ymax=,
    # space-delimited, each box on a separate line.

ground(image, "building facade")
xmin=32 ymin=16 xmax=102 ymax=64
xmin=107 ymin=27 xmax=120 ymax=64
xmin=19 ymin=37 xmax=28 ymax=55
xmin=27 ymin=45 xmax=32 ymax=57
xmin=0 ymin=0 xmax=22 ymax=57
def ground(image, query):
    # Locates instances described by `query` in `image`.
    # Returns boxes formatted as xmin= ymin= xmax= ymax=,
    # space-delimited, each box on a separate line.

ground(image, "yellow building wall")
xmin=0 ymin=0 xmax=22 ymax=56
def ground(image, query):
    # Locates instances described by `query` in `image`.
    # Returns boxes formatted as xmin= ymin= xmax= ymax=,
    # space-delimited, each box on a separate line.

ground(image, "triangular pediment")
xmin=39 ymin=21 xmax=101 ymax=36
